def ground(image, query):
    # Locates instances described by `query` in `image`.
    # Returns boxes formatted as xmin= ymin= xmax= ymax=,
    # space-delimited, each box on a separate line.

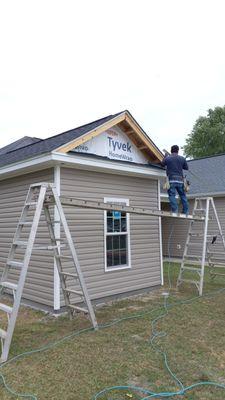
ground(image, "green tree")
xmin=183 ymin=106 xmax=225 ymax=158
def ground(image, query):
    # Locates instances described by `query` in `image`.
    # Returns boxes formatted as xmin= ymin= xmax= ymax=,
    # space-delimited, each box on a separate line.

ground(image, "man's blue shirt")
xmin=161 ymin=153 xmax=188 ymax=182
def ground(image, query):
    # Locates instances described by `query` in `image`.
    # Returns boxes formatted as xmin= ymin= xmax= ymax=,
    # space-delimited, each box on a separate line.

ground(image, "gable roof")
xmin=54 ymin=110 xmax=163 ymax=163
xmin=0 ymin=110 xmax=163 ymax=169
xmin=186 ymin=153 xmax=225 ymax=196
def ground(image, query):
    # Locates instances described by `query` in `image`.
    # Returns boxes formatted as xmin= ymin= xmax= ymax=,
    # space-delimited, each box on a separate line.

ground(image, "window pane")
xmin=113 ymin=250 xmax=120 ymax=265
xmin=107 ymin=217 xmax=113 ymax=232
xmin=113 ymin=219 xmax=120 ymax=232
xmin=120 ymin=249 xmax=127 ymax=265
xmin=121 ymin=218 xmax=127 ymax=232
xmin=107 ymin=236 xmax=112 ymax=250
xmin=112 ymin=235 xmax=119 ymax=250
xmin=106 ymin=234 xmax=127 ymax=268
xmin=107 ymin=251 xmax=113 ymax=267
xmin=120 ymin=235 xmax=126 ymax=249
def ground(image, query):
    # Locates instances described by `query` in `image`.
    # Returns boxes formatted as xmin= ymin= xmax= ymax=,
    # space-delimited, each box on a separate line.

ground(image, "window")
xmin=104 ymin=198 xmax=131 ymax=271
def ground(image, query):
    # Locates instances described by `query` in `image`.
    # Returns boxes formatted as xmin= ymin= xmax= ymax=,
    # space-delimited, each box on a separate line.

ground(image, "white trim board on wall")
xmin=53 ymin=165 xmax=61 ymax=310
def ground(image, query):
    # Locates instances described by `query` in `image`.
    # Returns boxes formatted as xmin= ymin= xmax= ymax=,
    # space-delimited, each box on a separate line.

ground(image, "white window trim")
xmin=104 ymin=197 xmax=131 ymax=272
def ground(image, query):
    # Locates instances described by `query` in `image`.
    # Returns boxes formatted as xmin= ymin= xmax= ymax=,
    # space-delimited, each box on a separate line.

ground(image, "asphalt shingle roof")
xmin=186 ymin=153 xmax=225 ymax=195
xmin=0 ymin=136 xmax=42 ymax=155
xmin=0 ymin=113 xmax=122 ymax=168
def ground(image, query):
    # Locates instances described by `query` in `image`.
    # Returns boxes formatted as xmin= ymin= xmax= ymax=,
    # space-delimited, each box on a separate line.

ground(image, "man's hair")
xmin=171 ymin=145 xmax=179 ymax=153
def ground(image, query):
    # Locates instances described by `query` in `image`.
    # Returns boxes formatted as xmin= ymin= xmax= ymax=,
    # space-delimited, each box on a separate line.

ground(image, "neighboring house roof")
xmin=0 ymin=110 xmax=164 ymax=169
xmin=186 ymin=153 xmax=225 ymax=196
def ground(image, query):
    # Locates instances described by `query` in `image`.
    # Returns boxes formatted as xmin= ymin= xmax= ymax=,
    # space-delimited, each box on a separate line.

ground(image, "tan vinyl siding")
xmin=162 ymin=197 xmax=225 ymax=259
xmin=161 ymin=201 xmax=192 ymax=258
xmin=0 ymin=169 xmax=54 ymax=306
xmin=60 ymin=167 xmax=161 ymax=303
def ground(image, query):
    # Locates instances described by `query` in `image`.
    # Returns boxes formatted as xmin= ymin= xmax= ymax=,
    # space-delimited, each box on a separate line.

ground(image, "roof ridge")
xmin=5 ymin=138 xmax=43 ymax=154
xmin=188 ymin=152 xmax=225 ymax=162
xmin=0 ymin=136 xmax=43 ymax=155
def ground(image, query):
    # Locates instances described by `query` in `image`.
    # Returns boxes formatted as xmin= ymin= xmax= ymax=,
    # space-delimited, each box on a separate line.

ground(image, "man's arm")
xmin=161 ymin=157 xmax=168 ymax=167
xmin=161 ymin=151 xmax=170 ymax=167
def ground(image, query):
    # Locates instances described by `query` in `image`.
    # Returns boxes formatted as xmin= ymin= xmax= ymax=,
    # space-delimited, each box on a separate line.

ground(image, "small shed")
xmin=161 ymin=154 xmax=225 ymax=259
xmin=0 ymin=110 xmax=165 ymax=311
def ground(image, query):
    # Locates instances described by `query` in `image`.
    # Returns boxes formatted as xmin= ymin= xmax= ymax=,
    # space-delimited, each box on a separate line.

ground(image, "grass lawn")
xmin=0 ymin=262 xmax=225 ymax=399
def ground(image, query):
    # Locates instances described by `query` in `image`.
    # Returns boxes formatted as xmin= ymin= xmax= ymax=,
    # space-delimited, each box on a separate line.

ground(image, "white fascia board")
xmin=51 ymin=152 xmax=166 ymax=179
xmin=0 ymin=151 xmax=166 ymax=181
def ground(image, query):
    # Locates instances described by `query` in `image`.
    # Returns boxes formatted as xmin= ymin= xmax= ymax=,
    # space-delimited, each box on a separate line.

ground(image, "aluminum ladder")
xmin=176 ymin=197 xmax=225 ymax=296
xmin=0 ymin=182 xmax=97 ymax=362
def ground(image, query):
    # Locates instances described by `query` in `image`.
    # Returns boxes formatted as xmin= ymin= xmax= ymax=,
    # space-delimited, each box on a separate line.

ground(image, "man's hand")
xmin=163 ymin=149 xmax=170 ymax=156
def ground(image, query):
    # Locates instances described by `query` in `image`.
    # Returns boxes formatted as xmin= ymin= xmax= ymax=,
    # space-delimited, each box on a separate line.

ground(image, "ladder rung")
xmin=0 ymin=329 xmax=7 ymax=340
xmin=187 ymin=243 xmax=202 ymax=247
xmin=194 ymin=208 xmax=206 ymax=212
xmin=178 ymin=278 xmax=200 ymax=285
xmin=25 ymin=202 xmax=37 ymax=206
xmin=208 ymin=252 xmax=225 ymax=257
xmin=209 ymin=261 xmax=225 ymax=266
xmin=7 ymin=261 xmax=24 ymax=269
xmin=68 ymin=304 xmax=88 ymax=313
xmin=18 ymin=222 xmax=32 ymax=226
xmin=0 ymin=303 xmax=13 ymax=314
xmin=33 ymin=244 xmax=67 ymax=250
xmin=13 ymin=241 xmax=28 ymax=247
xmin=183 ymin=255 xmax=202 ymax=260
xmin=189 ymin=233 xmax=215 ymax=237
xmin=64 ymin=288 xmax=83 ymax=296
xmin=210 ymin=271 xmax=225 ymax=277
xmin=0 ymin=282 xmax=18 ymax=291
xmin=55 ymin=255 xmax=73 ymax=261
xmin=59 ymin=272 xmax=78 ymax=278
xmin=181 ymin=266 xmax=202 ymax=272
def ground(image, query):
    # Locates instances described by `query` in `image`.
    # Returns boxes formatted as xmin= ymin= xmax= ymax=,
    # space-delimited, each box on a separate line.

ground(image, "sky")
xmin=0 ymin=0 xmax=225 ymax=154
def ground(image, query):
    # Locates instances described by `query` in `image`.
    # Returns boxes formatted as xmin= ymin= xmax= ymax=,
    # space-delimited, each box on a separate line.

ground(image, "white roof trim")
xmin=0 ymin=151 xmax=166 ymax=181
xmin=0 ymin=154 xmax=53 ymax=180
